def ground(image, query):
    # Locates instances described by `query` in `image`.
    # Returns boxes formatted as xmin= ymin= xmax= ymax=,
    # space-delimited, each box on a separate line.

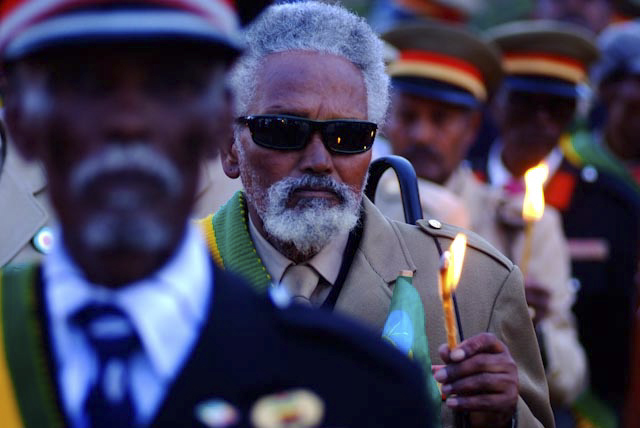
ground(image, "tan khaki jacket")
xmin=377 ymin=166 xmax=587 ymax=406
xmin=0 ymin=142 xmax=51 ymax=267
xmin=336 ymin=198 xmax=554 ymax=428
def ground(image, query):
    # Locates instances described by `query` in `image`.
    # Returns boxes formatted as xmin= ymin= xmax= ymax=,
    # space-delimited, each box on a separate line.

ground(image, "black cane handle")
xmin=364 ymin=155 xmax=423 ymax=224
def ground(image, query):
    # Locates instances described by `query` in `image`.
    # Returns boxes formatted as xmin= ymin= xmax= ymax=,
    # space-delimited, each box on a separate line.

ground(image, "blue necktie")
xmin=71 ymin=304 xmax=141 ymax=428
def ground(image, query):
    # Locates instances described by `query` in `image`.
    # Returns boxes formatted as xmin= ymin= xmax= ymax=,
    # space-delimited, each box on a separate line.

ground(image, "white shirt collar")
xmin=487 ymin=140 xmax=564 ymax=188
xmin=248 ymin=216 xmax=349 ymax=286
xmin=44 ymin=222 xmax=212 ymax=379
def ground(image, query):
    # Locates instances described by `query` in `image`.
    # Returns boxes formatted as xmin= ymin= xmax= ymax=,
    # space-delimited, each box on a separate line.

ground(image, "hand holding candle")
xmin=439 ymin=233 xmax=467 ymax=349
xmin=520 ymin=163 xmax=548 ymax=279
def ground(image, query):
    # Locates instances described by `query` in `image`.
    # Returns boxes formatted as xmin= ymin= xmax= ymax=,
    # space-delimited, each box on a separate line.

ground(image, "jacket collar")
xmin=0 ymin=150 xmax=47 ymax=266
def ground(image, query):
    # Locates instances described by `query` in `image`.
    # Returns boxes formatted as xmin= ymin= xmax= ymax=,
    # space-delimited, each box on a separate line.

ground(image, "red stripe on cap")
xmin=399 ymin=50 xmax=484 ymax=82
xmin=504 ymin=52 xmax=586 ymax=72
xmin=545 ymin=170 xmax=576 ymax=212
xmin=1 ymin=0 xmax=24 ymax=19
xmin=0 ymin=0 xmax=237 ymax=57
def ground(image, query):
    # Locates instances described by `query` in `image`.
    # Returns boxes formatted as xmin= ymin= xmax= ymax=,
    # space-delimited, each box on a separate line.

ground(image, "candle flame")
xmin=523 ymin=163 xmax=548 ymax=222
xmin=447 ymin=233 xmax=467 ymax=291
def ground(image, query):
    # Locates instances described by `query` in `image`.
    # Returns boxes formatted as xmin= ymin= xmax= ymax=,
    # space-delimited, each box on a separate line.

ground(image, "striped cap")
xmin=0 ymin=0 xmax=242 ymax=62
xmin=486 ymin=20 xmax=599 ymax=98
xmin=382 ymin=21 xmax=502 ymax=108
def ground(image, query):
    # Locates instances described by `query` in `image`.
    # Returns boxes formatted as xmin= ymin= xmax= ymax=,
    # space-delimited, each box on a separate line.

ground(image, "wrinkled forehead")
xmin=250 ymin=51 xmax=368 ymax=119
xmin=5 ymin=40 xmax=231 ymax=100
xmin=13 ymin=38 xmax=229 ymax=69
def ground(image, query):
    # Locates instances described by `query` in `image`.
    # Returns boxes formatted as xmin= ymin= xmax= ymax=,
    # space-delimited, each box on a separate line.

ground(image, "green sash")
xmin=0 ymin=264 xmax=64 ymax=428
xmin=197 ymin=191 xmax=273 ymax=293
xmin=568 ymin=130 xmax=640 ymax=196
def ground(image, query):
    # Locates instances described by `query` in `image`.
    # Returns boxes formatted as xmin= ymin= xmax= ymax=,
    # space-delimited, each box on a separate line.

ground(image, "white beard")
xmin=257 ymin=175 xmax=363 ymax=258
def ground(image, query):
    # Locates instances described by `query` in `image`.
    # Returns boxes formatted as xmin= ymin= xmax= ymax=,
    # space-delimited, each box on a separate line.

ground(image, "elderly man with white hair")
xmin=200 ymin=2 xmax=554 ymax=427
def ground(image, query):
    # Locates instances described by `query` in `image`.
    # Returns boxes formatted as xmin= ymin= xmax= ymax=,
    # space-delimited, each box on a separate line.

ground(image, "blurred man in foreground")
xmin=377 ymin=21 xmax=587 ymax=415
xmin=203 ymin=2 xmax=554 ymax=427
xmin=0 ymin=1 xmax=433 ymax=427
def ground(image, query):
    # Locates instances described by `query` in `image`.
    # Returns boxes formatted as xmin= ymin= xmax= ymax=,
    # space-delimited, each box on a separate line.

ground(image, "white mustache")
xmin=69 ymin=143 xmax=183 ymax=200
xmin=278 ymin=174 xmax=355 ymax=203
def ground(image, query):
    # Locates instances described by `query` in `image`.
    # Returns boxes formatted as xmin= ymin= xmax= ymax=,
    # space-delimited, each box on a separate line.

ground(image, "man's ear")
xmin=221 ymin=134 xmax=241 ymax=179
xmin=204 ymin=87 xmax=235 ymax=160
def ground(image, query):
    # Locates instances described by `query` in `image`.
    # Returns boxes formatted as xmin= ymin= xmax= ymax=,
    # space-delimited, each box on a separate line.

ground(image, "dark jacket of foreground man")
xmin=0 ymin=263 xmax=431 ymax=427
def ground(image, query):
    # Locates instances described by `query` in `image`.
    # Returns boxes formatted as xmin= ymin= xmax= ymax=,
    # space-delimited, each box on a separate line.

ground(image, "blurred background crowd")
xmin=360 ymin=1 xmax=640 ymax=426
xmin=2 ymin=0 xmax=640 ymax=427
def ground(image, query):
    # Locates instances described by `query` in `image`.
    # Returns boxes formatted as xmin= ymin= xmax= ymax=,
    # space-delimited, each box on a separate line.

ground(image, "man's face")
xmin=604 ymin=76 xmax=640 ymax=160
xmin=533 ymin=0 xmax=612 ymax=33
xmin=493 ymin=88 xmax=576 ymax=169
xmin=6 ymin=43 xmax=230 ymax=285
xmin=384 ymin=92 xmax=480 ymax=184
xmin=224 ymin=51 xmax=371 ymax=260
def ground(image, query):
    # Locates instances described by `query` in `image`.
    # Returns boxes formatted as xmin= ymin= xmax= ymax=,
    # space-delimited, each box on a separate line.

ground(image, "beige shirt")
xmin=248 ymin=217 xmax=349 ymax=306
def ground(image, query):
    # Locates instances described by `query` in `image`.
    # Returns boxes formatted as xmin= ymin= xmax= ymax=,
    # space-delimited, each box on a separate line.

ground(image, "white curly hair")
xmin=229 ymin=1 xmax=389 ymax=125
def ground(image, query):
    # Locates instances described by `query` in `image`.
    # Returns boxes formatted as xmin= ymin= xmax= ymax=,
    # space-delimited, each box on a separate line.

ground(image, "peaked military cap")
xmin=485 ymin=20 xmax=599 ymax=98
xmin=0 ymin=0 xmax=244 ymax=62
xmin=382 ymin=21 xmax=503 ymax=108
xmin=591 ymin=21 xmax=640 ymax=87
xmin=394 ymin=0 xmax=481 ymax=21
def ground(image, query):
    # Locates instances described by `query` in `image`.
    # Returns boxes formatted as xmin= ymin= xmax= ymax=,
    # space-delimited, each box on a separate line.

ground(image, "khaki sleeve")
xmin=489 ymin=266 xmax=555 ymax=428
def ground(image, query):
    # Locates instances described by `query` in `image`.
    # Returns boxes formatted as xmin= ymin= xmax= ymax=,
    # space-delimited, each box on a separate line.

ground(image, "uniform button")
xmin=428 ymin=219 xmax=442 ymax=229
xmin=581 ymin=165 xmax=598 ymax=183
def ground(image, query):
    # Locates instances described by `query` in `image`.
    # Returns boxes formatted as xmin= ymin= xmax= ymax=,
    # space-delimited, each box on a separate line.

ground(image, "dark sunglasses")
xmin=236 ymin=114 xmax=377 ymax=154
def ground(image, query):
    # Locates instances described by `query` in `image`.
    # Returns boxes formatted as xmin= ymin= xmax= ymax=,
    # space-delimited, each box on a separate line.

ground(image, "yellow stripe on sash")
xmin=0 ymin=274 xmax=24 ymax=428
xmin=197 ymin=215 xmax=224 ymax=268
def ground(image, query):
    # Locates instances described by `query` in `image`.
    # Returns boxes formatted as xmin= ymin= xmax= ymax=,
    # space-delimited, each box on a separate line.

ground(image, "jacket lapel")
xmin=334 ymin=198 xmax=416 ymax=331
xmin=0 ymin=152 xmax=48 ymax=266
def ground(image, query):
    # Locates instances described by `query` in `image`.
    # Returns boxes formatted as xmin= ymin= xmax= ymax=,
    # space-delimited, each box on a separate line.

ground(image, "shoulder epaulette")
xmin=545 ymin=169 xmax=577 ymax=212
xmin=415 ymin=218 xmax=513 ymax=270
xmin=473 ymin=169 xmax=488 ymax=183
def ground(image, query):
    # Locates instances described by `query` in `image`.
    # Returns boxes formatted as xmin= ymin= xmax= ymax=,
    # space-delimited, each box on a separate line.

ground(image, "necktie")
xmin=71 ymin=304 xmax=141 ymax=428
xmin=281 ymin=264 xmax=319 ymax=306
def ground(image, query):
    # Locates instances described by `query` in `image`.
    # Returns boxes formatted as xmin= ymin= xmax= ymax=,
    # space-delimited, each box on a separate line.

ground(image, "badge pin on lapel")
xmin=195 ymin=399 xmax=240 ymax=427
xmin=250 ymin=389 xmax=324 ymax=428
xmin=32 ymin=226 xmax=54 ymax=254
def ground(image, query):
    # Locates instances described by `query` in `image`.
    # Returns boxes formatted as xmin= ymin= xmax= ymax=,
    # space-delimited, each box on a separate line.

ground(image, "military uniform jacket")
xmin=473 ymin=153 xmax=640 ymax=413
xmin=203 ymin=193 xmax=555 ymax=428
xmin=0 ymin=142 xmax=52 ymax=267
xmin=377 ymin=166 xmax=587 ymax=405
xmin=0 ymin=262 xmax=431 ymax=427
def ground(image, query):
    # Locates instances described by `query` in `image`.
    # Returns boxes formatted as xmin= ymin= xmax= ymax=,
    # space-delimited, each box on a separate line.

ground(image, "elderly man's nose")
xmin=103 ymin=81 xmax=151 ymax=141
xmin=300 ymin=133 xmax=333 ymax=174
xmin=409 ymin=119 xmax=437 ymax=146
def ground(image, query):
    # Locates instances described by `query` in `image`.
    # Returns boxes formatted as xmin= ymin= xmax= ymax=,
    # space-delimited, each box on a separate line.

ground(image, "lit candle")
xmin=440 ymin=233 xmax=467 ymax=349
xmin=520 ymin=163 xmax=548 ymax=279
